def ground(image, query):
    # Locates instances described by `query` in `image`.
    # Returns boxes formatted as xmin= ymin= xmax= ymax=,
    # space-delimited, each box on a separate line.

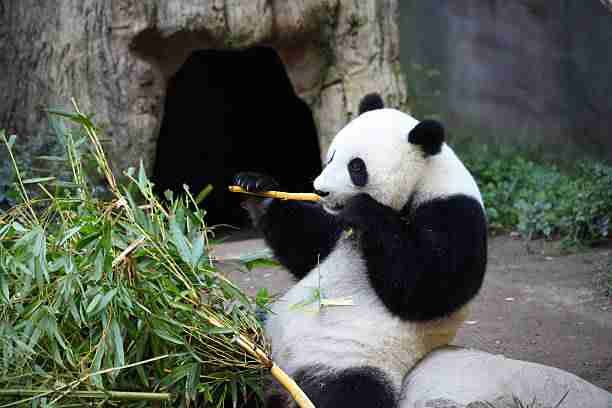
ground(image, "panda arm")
xmin=258 ymin=200 xmax=342 ymax=280
xmin=341 ymin=193 xmax=487 ymax=321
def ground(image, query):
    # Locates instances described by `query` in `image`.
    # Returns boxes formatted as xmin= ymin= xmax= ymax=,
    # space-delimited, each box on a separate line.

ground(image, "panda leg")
xmin=288 ymin=366 xmax=397 ymax=408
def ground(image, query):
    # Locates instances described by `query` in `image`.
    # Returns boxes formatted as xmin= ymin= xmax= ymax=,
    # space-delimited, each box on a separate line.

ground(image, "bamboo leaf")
xmin=138 ymin=160 xmax=147 ymax=190
xmin=91 ymin=288 xmax=117 ymax=315
xmin=190 ymin=233 xmax=206 ymax=268
xmin=86 ymin=293 xmax=103 ymax=315
xmin=21 ymin=177 xmax=56 ymax=185
xmin=169 ymin=216 xmax=191 ymax=266
xmin=0 ymin=105 xmax=276 ymax=407
xmin=0 ymin=270 xmax=9 ymax=303
xmin=243 ymin=258 xmax=280 ymax=271
xmin=92 ymin=250 xmax=105 ymax=282
xmin=110 ymin=319 xmax=125 ymax=369
xmin=153 ymin=329 xmax=184 ymax=346
xmin=58 ymin=224 xmax=84 ymax=246
xmin=76 ymin=231 xmax=101 ymax=251
xmin=91 ymin=340 xmax=106 ymax=387
xmin=195 ymin=184 xmax=214 ymax=204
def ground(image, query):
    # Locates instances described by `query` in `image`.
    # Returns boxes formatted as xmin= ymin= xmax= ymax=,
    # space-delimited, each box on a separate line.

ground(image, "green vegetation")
xmin=458 ymin=144 xmax=612 ymax=248
xmin=0 ymin=103 xmax=276 ymax=407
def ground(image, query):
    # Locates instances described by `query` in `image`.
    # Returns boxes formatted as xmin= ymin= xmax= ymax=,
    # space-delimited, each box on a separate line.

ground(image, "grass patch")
xmin=457 ymin=144 xmax=612 ymax=248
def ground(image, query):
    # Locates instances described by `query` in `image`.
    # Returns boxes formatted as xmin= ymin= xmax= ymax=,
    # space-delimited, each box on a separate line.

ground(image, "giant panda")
xmin=234 ymin=93 xmax=487 ymax=408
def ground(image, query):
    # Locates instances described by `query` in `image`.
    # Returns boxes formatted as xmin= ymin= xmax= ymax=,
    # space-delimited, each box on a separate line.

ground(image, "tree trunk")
xmin=0 ymin=0 xmax=407 ymax=178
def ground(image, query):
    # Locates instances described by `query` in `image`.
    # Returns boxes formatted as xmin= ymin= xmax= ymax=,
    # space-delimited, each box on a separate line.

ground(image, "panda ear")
xmin=358 ymin=93 xmax=384 ymax=115
xmin=408 ymin=119 xmax=445 ymax=156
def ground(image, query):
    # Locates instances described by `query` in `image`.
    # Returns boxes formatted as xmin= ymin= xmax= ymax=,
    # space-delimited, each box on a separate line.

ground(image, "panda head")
xmin=313 ymin=93 xmax=446 ymax=213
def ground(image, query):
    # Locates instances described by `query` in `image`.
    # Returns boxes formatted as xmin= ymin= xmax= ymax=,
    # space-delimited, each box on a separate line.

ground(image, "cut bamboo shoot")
xmin=228 ymin=186 xmax=320 ymax=202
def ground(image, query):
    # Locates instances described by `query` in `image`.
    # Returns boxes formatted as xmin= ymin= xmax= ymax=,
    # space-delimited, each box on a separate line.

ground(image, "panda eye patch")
xmin=348 ymin=157 xmax=368 ymax=187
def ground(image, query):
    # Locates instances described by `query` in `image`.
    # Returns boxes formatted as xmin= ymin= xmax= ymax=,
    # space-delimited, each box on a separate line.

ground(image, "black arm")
xmin=340 ymin=193 xmax=487 ymax=321
xmin=258 ymin=200 xmax=342 ymax=280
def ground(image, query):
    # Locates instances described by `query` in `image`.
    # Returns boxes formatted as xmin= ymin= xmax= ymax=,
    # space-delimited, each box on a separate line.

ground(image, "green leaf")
xmin=138 ymin=159 xmax=148 ymax=190
xmin=37 ymin=155 xmax=68 ymax=162
xmin=0 ymin=272 xmax=9 ymax=303
xmin=187 ymin=362 xmax=201 ymax=401
xmin=45 ymin=108 xmax=81 ymax=122
xmin=169 ymin=216 xmax=192 ymax=266
xmin=86 ymin=293 xmax=103 ymax=315
xmin=92 ymin=250 xmax=105 ymax=282
xmin=21 ymin=176 xmax=56 ymax=184
xmin=195 ymin=184 xmax=214 ymax=204
xmin=153 ymin=328 xmax=184 ymax=345
xmin=58 ymin=224 xmax=84 ymax=246
xmin=190 ymin=233 xmax=206 ymax=268
xmin=91 ymin=338 xmax=106 ymax=387
xmin=91 ymin=288 xmax=117 ymax=315
xmin=243 ymin=258 xmax=280 ymax=271
xmin=110 ymin=319 xmax=125 ymax=368
xmin=242 ymin=375 xmax=265 ymax=404
xmin=76 ymin=231 xmax=101 ymax=251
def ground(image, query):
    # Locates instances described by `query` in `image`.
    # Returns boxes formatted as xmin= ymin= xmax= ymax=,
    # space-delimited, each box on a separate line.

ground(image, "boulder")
xmin=401 ymin=347 xmax=612 ymax=408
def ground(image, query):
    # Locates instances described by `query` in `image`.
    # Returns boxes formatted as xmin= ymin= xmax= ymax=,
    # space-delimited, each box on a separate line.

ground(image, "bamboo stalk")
xmin=0 ymin=390 xmax=171 ymax=401
xmin=228 ymin=186 xmax=321 ymax=202
xmin=112 ymin=237 xmax=146 ymax=267
xmin=270 ymin=364 xmax=315 ymax=408
xmin=203 ymin=315 xmax=315 ymax=408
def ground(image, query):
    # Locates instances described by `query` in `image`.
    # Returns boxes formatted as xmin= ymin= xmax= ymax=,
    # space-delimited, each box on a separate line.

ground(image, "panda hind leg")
xmin=285 ymin=366 xmax=397 ymax=408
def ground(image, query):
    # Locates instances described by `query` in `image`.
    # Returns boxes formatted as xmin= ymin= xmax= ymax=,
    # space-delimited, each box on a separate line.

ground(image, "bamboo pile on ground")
xmin=0 ymin=100 xmax=313 ymax=407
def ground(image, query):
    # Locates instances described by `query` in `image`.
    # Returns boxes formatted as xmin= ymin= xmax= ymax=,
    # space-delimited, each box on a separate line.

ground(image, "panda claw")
xmin=233 ymin=172 xmax=279 ymax=193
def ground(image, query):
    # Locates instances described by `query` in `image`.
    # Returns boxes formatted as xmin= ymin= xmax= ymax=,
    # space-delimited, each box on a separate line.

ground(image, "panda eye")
xmin=348 ymin=158 xmax=368 ymax=187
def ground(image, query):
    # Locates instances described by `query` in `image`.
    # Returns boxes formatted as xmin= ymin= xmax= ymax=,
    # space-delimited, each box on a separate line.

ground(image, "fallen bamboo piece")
xmin=0 ymin=390 xmax=171 ymax=401
xmin=228 ymin=186 xmax=321 ymax=202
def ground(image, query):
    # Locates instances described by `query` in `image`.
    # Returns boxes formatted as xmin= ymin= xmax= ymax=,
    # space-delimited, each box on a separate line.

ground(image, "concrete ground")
xmin=212 ymin=233 xmax=612 ymax=391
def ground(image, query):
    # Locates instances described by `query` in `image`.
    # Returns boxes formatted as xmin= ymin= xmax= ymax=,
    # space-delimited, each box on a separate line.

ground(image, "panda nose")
xmin=314 ymin=189 xmax=329 ymax=197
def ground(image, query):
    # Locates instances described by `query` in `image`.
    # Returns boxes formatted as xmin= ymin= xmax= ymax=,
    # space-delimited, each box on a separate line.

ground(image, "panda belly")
xmin=264 ymin=237 xmax=447 ymax=390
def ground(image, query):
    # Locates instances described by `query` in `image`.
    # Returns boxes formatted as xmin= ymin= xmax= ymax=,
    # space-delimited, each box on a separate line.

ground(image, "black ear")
xmin=408 ymin=120 xmax=445 ymax=156
xmin=358 ymin=93 xmax=384 ymax=115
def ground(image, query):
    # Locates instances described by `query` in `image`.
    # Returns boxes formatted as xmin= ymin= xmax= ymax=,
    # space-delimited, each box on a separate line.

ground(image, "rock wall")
xmin=400 ymin=0 xmax=612 ymax=162
xmin=0 ymin=0 xmax=407 ymax=176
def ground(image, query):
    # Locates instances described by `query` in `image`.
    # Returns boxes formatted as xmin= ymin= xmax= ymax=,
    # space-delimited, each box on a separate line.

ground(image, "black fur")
xmin=339 ymin=193 xmax=487 ymax=321
xmin=259 ymin=200 xmax=342 ymax=279
xmin=348 ymin=157 xmax=368 ymax=187
xmin=235 ymin=173 xmax=487 ymax=320
xmin=358 ymin=93 xmax=385 ymax=115
xmin=284 ymin=366 xmax=397 ymax=408
xmin=408 ymin=119 xmax=445 ymax=156
xmin=233 ymin=172 xmax=342 ymax=279
xmin=234 ymin=172 xmax=280 ymax=192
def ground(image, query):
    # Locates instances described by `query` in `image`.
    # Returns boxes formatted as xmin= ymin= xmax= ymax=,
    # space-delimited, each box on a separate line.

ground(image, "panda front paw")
xmin=233 ymin=172 xmax=279 ymax=228
xmin=233 ymin=172 xmax=279 ymax=193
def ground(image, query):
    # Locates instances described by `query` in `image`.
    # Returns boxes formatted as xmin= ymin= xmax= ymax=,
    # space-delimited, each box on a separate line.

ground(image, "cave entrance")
xmin=153 ymin=47 xmax=322 ymax=230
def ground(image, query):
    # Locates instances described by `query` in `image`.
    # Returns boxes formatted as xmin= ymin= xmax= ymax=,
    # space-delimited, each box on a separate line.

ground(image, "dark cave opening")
xmin=153 ymin=47 xmax=322 ymax=229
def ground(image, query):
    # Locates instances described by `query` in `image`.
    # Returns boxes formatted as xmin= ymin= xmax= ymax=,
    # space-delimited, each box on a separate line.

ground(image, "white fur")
xmin=266 ymin=109 xmax=482 ymax=395
xmin=414 ymin=144 xmax=483 ymax=207
xmin=265 ymin=237 xmax=467 ymax=391
xmin=314 ymin=109 xmax=482 ymax=213
xmin=315 ymin=109 xmax=422 ymax=211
